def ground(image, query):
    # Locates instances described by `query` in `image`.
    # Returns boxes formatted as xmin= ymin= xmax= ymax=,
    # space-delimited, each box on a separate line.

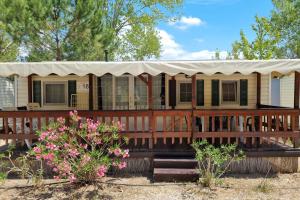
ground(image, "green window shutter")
xmin=169 ymin=79 xmax=176 ymax=109
xmin=240 ymin=79 xmax=248 ymax=106
xmin=196 ymin=80 xmax=204 ymax=106
xmin=32 ymin=80 xmax=41 ymax=106
xmin=68 ymin=80 xmax=76 ymax=107
xmin=211 ymin=80 xmax=219 ymax=106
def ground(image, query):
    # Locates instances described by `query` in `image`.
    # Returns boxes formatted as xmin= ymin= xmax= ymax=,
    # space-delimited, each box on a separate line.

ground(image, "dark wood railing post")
xmin=294 ymin=71 xmax=300 ymax=148
xmin=256 ymin=72 xmax=261 ymax=108
xmin=28 ymin=75 xmax=32 ymax=103
xmin=191 ymin=75 xmax=196 ymax=140
xmin=89 ymin=74 xmax=94 ymax=111
xmin=148 ymin=74 xmax=153 ymax=149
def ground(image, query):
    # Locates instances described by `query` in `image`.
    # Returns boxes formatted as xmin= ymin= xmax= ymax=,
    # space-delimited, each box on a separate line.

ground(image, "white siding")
xmin=0 ymin=77 xmax=15 ymax=108
xmin=16 ymin=77 xmax=28 ymax=107
xmin=280 ymin=74 xmax=294 ymax=108
xmin=261 ymin=74 xmax=271 ymax=105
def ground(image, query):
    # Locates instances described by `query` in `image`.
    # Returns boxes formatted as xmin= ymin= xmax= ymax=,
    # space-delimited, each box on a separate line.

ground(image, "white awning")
xmin=0 ymin=59 xmax=300 ymax=77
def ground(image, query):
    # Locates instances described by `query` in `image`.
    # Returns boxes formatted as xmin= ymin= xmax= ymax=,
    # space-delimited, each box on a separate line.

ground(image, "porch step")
xmin=153 ymin=157 xmax=199 ymax=182
xmin=153 ymin=158 xmax=197 ymax=169
xmin=153 ymin=168 xmax=199 ymax=182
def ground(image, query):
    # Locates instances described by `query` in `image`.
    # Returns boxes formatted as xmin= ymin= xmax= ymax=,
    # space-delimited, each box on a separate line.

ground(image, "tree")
xmin=0 ymin=29 xmax=18 ymax=61
xmin=0 ymin=0 xmax=183 ymax=61
xmin=271 ymin=0 xmax=300 ymax=58
xmin=231 ymin=16 xmax=280 ymax=60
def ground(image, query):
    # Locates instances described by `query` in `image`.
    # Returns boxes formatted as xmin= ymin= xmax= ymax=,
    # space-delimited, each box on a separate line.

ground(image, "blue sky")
xmin=157 ymin=0 xmax=274 ymax=60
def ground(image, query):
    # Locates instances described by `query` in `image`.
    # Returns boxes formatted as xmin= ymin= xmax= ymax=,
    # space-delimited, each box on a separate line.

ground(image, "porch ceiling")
xmin=1 ymin=59 xmax=300 ymax=77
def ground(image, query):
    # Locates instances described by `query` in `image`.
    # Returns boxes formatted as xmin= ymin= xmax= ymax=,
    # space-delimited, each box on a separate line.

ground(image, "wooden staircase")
xmin=153 ymin=156 xmax=199 ymax=182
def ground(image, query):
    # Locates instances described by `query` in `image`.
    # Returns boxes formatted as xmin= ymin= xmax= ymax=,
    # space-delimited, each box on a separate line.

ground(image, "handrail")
xmin=0 ymin=109 xmax=300 ymax=148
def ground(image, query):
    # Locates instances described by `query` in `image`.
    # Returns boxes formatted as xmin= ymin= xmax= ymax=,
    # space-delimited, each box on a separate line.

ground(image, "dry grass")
xmin=1 ymin=173 xmax=300 ymax=200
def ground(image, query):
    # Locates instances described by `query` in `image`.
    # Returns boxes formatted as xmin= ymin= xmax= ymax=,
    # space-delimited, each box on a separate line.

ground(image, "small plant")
xmin=191 ymin=140 xmax=244 ymax=188
xmin=31 ymin=110 xmax=129 ymax=183
xmin=255 ymin=180 xmax=273 ymax=193
xmin=0 ymin=145 xmax=44 ymax=185
xmin=255 ymin=166 xmax=273 ymax=193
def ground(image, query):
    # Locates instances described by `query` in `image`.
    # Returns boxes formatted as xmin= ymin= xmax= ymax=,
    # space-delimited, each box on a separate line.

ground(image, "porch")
xmin=1 ymin=108 xmax=300 ymax=150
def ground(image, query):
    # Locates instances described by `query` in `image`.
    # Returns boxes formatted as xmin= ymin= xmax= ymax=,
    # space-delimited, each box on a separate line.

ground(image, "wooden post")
xmin=191 ymin=75 xmax=196 ymax=140
xmin=148 ymin=74 xmax=153 ymax=110
xmin=294 ymin=71 xmax=299 ymax=109
xmin=294 ymin=71 xmax=300 ymax=148
xmin=192 ymin=75 xmax=196 ymax=109
xmin=148 ymin=74 xmax=153 ymax=149
xmin=89 ymin=74 xmax=94 ymax=111
xmin=28 ymin=75 xmax=32 ymax=103
xmin=256 ymin=72 xmax=261 ymax=108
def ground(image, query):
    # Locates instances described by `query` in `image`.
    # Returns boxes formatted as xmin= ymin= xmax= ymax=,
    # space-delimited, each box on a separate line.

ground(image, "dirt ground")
xmin=0 ymin=173 xmax=300 ymax=200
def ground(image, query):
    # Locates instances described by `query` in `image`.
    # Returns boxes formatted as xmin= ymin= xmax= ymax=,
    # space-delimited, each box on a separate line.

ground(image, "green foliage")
xmin=271 ymin=0 xmax=300 ymax=58
xmin=191 ymin=140 xmax=244 ymax=188
xmin=232 ymin=16 xmax=281 ymax=60
xmin=232 ymin=1 xmax=300 ymax=59
xmin=0 ymin=0 xmax=183 ymax=61
xmin=0 ymin=145 xmax=44 ymax=186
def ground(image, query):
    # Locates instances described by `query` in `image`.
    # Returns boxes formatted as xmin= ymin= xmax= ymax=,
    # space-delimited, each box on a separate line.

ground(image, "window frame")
xmin=178 ymin=81 xmax=193 ymax=103
xmin=221 ymin=80 xmax=239 ymax=104
xmin=43 ymin=81 xmax=68 ymax=106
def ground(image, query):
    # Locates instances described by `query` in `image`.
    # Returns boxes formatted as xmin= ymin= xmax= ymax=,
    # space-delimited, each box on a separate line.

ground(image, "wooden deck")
xmin=0 ymin=109 xmax=300 ymax=150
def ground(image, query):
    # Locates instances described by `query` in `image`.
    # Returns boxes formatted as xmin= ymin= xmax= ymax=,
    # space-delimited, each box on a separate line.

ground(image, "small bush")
xmin=0 ymin=145 xmax=44 ymax=185
xmin=191 ymin=140 xmax=244 ymax=188
xmin=31 ymin=110 xmax=129 ymax=183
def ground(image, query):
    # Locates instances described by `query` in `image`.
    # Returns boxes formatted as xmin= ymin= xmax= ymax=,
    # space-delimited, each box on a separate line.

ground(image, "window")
xmin=179 ymin=83 xmax=192 ymax=102
xmin=43 ymin=82 xmax=67 ymax=104
xmin=222 ymin=81 xmax=237 ymax=102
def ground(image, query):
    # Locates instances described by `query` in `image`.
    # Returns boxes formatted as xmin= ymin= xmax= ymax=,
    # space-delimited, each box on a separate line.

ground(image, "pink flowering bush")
xmin=31 ymin=111 xmax=129 ymax=183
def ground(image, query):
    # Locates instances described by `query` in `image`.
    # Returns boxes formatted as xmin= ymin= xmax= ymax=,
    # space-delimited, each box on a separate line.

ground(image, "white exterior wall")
xmin=261 ymin=74 xmax=271 ymax=105
xmin=0 ymin=77 xmax=15 ymax=108
xmin=280 ymin=74 xmax=295 ymax=108
xmin=15 ymin=77 xmax=28 ymax=107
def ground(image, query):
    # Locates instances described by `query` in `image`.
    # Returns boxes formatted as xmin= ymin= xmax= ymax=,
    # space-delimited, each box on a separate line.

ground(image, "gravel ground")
xmin=1 ymin=173 xmax=300 ymax=200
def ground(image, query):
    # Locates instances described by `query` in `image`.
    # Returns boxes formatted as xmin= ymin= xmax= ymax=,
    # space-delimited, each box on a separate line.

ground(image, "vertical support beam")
xmin=148 ymin=74 xmax=153 ymax=149
xmin=192 ymin=75 xmax=196 ymax=109
xmin=191 ymin=75 xmax=196 ymax=140
xmin=28 ymin=75 xmax=32 ymax=103
xmin=89 ymin=74 xmax=94 ymax=111
xmin=148 ymin=74 xmax=153 ymax=110
xmin=294 ymin=71 xmax=299 ymax=109
xmin=294 ymin=71 xmax=300 ymax=148
xmin=256 ymin=72 xmax=261 ymax=108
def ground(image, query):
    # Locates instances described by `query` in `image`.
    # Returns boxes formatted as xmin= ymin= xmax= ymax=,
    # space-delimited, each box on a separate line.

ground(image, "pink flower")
xmin=117 ymin=121 xmax=124 ymax=131
xmin=123 ymin=149 xmax=129 ymax=158
xmin=33 ymin=146 xmax=41 ymax=154
xmin=57 ymin=117 xmax=65 ymax=124
xmin=114 ymin=148 xmax=121 ymax=157
xmin=54 ymin=176 xmax=60 ymax=180
xmin=39 ymin=131 xmax=49 ymax=141
xmin=43 ymin=153 xmax=55 ymax=161
xmin=68 ymin=149 xmax=80 ymax=158
xmin=36 ymin=155 xmax=42 ymax=160
xmin=46 ymin=143 xmax=58 ymax=150
xmin=59 ymin=126 xmax=67 ymax=132
xmin=97 ymin=165 xmax=107 ymax=178
xmin=118 ymin=161 xmax=127 ymax=169
xmin=81 ymin=154 xmax=91 ymax=166
xmin=53 ymin=167 xmax=58 ymax=172
xmin=69 ymin=174 xmax=77 ymax=182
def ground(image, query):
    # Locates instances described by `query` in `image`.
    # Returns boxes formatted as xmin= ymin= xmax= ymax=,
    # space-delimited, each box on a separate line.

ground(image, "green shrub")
xmin=191 ymin=140 xmax=244 ymax=188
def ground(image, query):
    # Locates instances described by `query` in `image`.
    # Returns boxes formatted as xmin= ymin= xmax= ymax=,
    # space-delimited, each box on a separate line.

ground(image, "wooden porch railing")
xmin=0 ymin=109 xmax=300 ymax=149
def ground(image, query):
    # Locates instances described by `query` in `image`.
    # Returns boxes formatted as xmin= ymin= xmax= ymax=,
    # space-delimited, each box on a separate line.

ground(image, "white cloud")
xmin=157 ymin=29 xmax=227 ymax=60
xmin=169 ymin=16 xmax=204 ymax=30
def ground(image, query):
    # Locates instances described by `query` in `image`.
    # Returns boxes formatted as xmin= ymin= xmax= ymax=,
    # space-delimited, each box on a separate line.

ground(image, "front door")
xmin=99 ymin=75 xmax=148 ymax=110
